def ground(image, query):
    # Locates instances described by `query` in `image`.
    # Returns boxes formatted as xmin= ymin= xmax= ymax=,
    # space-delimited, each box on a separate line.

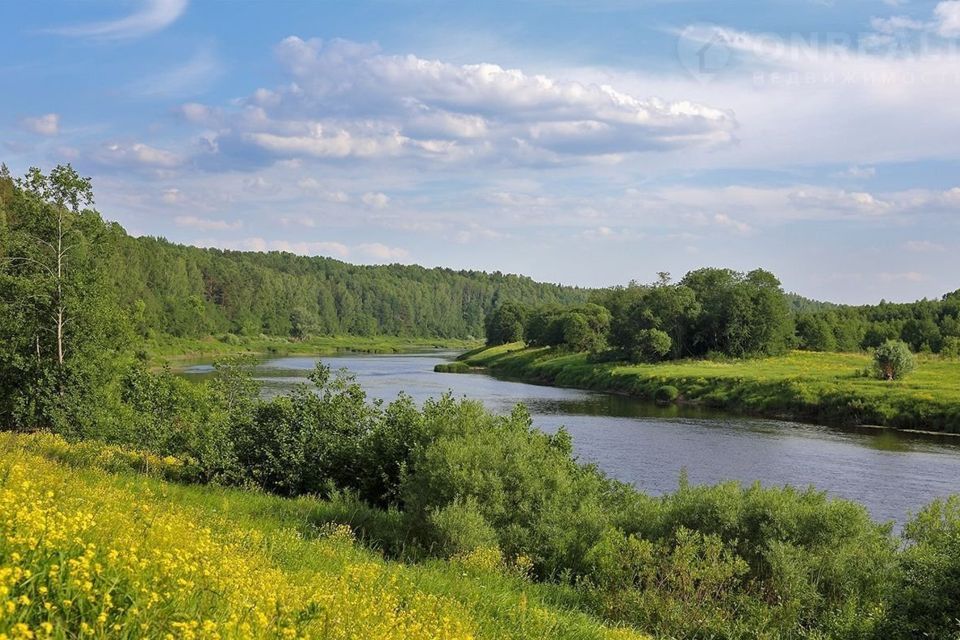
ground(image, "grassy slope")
xmin=0 ymin=433 xmax=645 ymax=640
xmin=146 ymin=334 xmax=481 ymax=364
xmin=458 ymin=345 xmax=960 ymax=432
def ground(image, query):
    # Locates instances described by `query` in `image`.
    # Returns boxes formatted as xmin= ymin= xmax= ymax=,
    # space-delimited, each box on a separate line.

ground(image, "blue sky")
xmin=3 ymin=0 xmax=960 ymax=303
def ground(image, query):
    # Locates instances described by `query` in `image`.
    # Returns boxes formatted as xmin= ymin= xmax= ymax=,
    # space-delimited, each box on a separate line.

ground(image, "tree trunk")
xmin=56 ymin=209 xmax=64 ymax=366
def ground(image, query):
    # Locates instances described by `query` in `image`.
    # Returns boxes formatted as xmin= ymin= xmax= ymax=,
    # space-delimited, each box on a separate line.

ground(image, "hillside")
xmin=0 ymin=432 xmax=644 ymax=640
xmin=0 ymin=172 xmax=588 ymax=342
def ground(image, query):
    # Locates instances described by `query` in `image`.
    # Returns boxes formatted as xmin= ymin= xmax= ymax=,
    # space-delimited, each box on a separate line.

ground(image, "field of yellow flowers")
xmin=0 ymin=433 xmax=647 ymax=640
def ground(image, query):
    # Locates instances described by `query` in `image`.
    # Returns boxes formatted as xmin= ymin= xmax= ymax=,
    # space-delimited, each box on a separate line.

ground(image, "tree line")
xmin=1 ymin=165 xmax=587 ymax=345
xmin=486 ymin=269 xmax=795 ymax=361
xmin=487 ymin=271 xmax=960 ymax=361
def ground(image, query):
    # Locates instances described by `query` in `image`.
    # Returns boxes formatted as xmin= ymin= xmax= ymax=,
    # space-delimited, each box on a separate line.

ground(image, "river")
xmin=180 ymin=350 xmax=960 ymax=525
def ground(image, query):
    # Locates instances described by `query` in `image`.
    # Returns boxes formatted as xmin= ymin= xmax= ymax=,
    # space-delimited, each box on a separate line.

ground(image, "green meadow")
xmin=456 ymin=345 xmax=960 ymax=432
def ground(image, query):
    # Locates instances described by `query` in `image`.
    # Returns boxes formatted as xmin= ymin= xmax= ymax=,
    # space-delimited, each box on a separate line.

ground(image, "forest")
xmin=0 ymin=165 xmax=586 ymax=344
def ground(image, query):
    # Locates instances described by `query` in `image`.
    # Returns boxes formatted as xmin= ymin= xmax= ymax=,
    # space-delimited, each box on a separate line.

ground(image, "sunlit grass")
xmin=0 ymin=433 xmax=647 ymax=640
xmin=460 ymin=347 xmax=960 ymax=432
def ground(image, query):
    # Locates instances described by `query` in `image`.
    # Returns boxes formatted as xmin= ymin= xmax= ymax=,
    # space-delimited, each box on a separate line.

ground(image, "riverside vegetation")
xmin=4 ymin=165 xmax=960 ymax=639
xmin=468 ymin=269 xmax=960 ymax=432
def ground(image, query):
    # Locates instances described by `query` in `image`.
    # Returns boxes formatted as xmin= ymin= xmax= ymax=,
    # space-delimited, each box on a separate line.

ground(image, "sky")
xmin=3 ymin=0 xmax=960 ymax=303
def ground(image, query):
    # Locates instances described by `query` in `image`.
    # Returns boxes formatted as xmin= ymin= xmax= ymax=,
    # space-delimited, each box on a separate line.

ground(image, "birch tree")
xmin=0 ymin=165 xmax=124 ymax=432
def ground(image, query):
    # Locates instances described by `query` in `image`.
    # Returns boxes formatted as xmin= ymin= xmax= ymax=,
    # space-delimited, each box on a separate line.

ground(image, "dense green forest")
xmin=4 ymin=168 xmax=960 ymax=640
xmin=0 ymin=165 xmax=586 ymax=344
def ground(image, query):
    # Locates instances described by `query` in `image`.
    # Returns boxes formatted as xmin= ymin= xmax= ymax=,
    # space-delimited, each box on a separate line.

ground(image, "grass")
xmin=144 ymin=334 xmax=481 ymax=364
xmin=0 ymin=432 xmax=647 ymax=640
xmin=455 ymin=345 xmax=960 ymax=433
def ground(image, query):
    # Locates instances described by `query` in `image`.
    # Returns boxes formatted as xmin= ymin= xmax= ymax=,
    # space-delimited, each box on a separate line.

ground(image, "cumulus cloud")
xmin=47 ymin=0 xmax=188 ymax=40
xmin=184 ymin=36 xmax=734 ymax=167
xmin=21 ymin=113 xmax=60 ymax=136
xmin=935 ymin=1 xmax=960 ymax=37
xmin=712 ymin=213 xmax=752 ymax=233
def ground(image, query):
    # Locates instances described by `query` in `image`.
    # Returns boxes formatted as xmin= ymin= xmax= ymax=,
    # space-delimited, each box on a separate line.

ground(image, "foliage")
xmin=506 ymin=269 xmax=792 ymax=363
xmin=525 ymin=304 xmax=611 ymax=352
xmin=880 ymin=496 xmax=960 ymax=639
xmin=484 ymin=301 xmax=528 ymax=346
xmin=794 ymin=289 xmax=960 ymax=355
xmin=873 ymin=340 xmax=916 ymax=381
xmin=0 ymin=165 xmax=130 ymax=434
xmin=654 ymin=385 xmax=679 ymax=405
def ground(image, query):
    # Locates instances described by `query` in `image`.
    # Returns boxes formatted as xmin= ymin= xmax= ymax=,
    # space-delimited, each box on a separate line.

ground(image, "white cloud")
xmin=242 ymin=176 xmax=280 ymax=194
xmin=361 ymin=191 xmax=390 ymax=208
xmin=712 ymin=213 xmax=752 ymax=233
xmin=356 ymin=242 xmax=410 ymax=261
xmin=296 ymin=178 xmax=350 ymax=201
xmin=186 ymin=36 xmax=735 ymax=166
xmin=21 ymin=113 xmax=59 ymax=136
xmin=279 ymin=215 xmax=317 ymax=228
xmin=100 ymin=142 xmax=183 ymax=168
xmin=47 ymin=0 xmax=188 ymax=40
xmin=174 ymin=215 xmax=242 ymax=231
xmin=935 ymin=1 xmax=960 ymax=37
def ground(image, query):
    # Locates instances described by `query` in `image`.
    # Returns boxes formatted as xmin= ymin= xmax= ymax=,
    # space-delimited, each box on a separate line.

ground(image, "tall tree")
xmin=0 ymin=165 xmax=127 ymax=433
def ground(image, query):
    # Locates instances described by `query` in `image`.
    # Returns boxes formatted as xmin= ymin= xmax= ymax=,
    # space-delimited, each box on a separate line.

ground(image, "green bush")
xmin=433 ymin=361 xmax=472 ymax=373
xmin=880 ymin=496 xmax=960 ymax=639
xmin=429 ymin=496 xmax=500 ymax=557
xmin=873 ymin=340 xmax=916 ymax=380
xmin=655 ymin=385 xmax=680 ymax=405
xmin=401 ymin=398 xmax=610 ymax=578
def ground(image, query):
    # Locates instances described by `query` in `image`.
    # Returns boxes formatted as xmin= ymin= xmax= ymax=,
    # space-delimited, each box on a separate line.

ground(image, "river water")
xmin=180 ymin=351 xmax=960 ymax=525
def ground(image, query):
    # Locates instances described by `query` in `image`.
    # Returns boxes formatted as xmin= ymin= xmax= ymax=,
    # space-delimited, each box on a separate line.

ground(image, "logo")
xmin=677 ymin=23 xmax=733 ymax=82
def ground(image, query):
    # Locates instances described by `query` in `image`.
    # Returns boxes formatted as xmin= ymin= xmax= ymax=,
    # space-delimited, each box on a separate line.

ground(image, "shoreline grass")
xmin=453 ymin=345 xmax=960 ymax=433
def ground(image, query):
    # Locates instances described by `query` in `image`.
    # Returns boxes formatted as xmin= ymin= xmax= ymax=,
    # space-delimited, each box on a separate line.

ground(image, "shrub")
xmin=434 ymin=361 xmax=472 ymax=374
xmin=873 ymin=340 xmax=916 ymax=380
xmin=879 ymin=496 xmax=960 ymax=639
xmin=629 ymin=329 xmax=672 ymax=363
xmin=654 ymin=385 xmax=680 ymax=405
xmin=429 ymin=497 xmax=500 ymax=557
xmin=401 ymin=398 xmax=610 ymax=578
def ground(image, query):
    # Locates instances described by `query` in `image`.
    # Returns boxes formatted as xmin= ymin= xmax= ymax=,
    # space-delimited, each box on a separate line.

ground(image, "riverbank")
xmin=146 ymin=334 xmax=481 ymax=364
xmin=451 ymin=344 xmax=960 ymax=433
